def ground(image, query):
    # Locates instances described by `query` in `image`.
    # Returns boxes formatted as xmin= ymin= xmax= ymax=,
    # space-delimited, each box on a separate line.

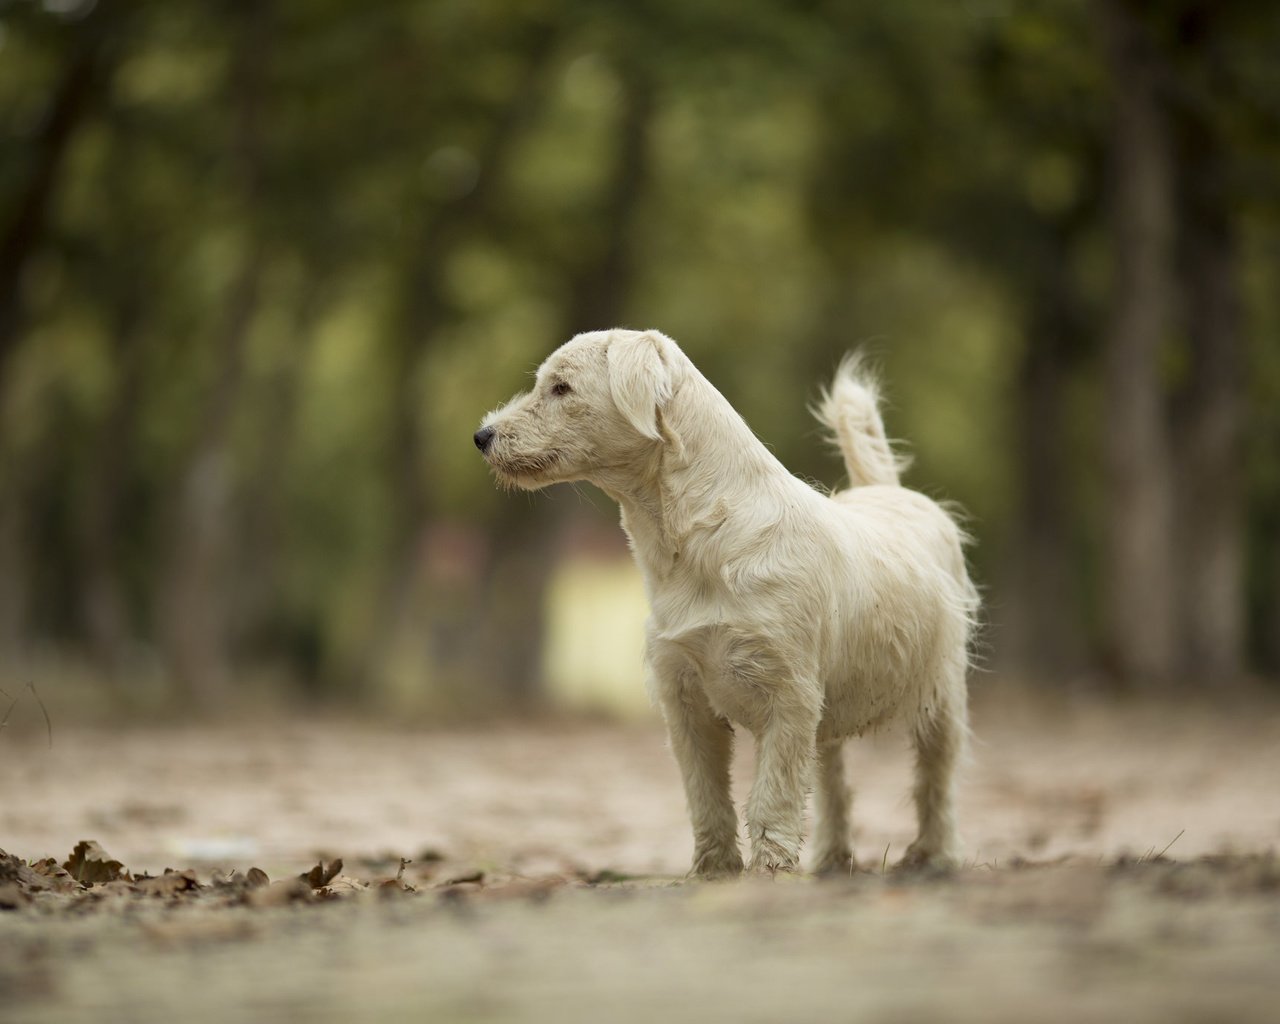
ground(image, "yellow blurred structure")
xmin=543 ymin=556 xmax=656 ymax=718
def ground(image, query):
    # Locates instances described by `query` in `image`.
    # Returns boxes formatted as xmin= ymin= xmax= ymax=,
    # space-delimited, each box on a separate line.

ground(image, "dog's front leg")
xmin=746 ymin=692 xmax=821 ymax=875
xmin=654 ymin=673 xmax=743 ymax=879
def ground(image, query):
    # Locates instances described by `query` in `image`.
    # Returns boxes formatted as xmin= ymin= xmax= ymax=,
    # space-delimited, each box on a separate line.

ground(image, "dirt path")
xmin=1 ymin=687 xmax=1278 ymax=1022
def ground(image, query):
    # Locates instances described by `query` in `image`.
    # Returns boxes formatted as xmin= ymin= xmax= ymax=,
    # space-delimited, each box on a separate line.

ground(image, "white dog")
xmin=476 ymin=329 xmax=977 ymax=876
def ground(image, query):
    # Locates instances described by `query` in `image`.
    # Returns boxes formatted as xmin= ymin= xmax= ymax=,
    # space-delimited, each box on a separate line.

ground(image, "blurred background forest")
xmin=1 ymin=0 xmax=1278 ymax=717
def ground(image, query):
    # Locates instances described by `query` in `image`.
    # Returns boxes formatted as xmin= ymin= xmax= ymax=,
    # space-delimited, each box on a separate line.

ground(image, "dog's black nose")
xmin=474 ymin=426 xmax=495 ymax=453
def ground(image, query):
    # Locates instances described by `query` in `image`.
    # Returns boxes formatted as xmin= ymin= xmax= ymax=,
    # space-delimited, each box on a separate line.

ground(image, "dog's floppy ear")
xmin=607 ymin=331 xmax=672 ymax=441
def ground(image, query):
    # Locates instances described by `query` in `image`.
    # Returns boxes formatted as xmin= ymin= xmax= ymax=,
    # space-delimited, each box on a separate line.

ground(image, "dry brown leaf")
xmin=300 ymin=858 xmax=343 ymax=889
xmin=317 ymin=875 xmax=369 ymax=899
xmin=209 ymin=867 xmax=269 ymax=893
xmin=29 ymin=857 xmax=78 ymax=893
xmin=0 ymin=851 xmax=22 ymax=883
xmin=1 ymin=850 xmax=69 ymax=893
xmin=246 ymin=878 xmax=313 ymax=908
xmin=88 ymin=879 xmax=138 ymax=901
xmin=0 ymin=881 xmax=31 ymax=910
xmin=581 ymin=868 xmax=637 ymax=885
xmin=134 ymin=869 xmax=201 ymax=897
xmin=411 ymin=850 xmax=446 ymax=881
xmin=63 ymin=841 xmax=128 ymax=886
xmin=442 ymin=869 xmax=485 ymax=886
xmin=374 ymin=858 xmax=417 ymax=895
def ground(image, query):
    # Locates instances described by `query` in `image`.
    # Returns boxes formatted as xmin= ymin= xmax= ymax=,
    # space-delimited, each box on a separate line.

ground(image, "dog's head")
xmin=475 ymin=329 xmax=679 ymax=490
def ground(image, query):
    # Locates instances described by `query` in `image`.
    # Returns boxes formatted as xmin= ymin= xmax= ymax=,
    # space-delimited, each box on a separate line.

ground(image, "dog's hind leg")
xmin=811 ymin=738 xmax=855 ymax=876
xmin=901 ymin=670 xmax=967 ymax=870
xmin=656 ymin=674 xmax=744 ymax=879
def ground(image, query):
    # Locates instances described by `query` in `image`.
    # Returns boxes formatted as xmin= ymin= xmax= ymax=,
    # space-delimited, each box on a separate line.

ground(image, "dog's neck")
xmin=594 ymin=367 xmax=789 ymax=574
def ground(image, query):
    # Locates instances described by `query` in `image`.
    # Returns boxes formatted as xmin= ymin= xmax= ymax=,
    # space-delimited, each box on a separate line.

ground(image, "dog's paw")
xmin=895 ymin=840 xmax=959 ymax=875
xmin=747 ymin=830 xmax=800 ymax=876
xmin=691 ymin=845 xmax=743 ymax=880
xmin=811 ymin=847 xmax=857 ymax=878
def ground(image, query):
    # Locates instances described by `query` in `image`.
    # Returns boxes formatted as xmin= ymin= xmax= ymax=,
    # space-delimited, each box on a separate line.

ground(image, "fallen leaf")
xmin=317 ymin=875 xmax=369 ymax=898
xmin=377 ymin=877 xmax=417 ymax=896
xmin=28 ymin=858 xmax=78 ymax=893
xmin=0 ymin=882 xmax=30 ymax=910
xmin=300 ymin=859 xmax=343 ymax=889
xmin=93 ymin=879 xmax=138 ymax=899
xmin=0 ymin=851 xmax=21 ymax=883
xmin=246 ymin=867 xmax=270 ymax=889
xmin=246 ymin=878 xmax=313 ymax=908
xmin=134 ymin=869 xmax=201 ymax=897
xmin=63 ymin=841 xmax=128 ymax=886
xmin=1 ymin=851 xmax=73 ymax=893
xmin=582 ymin=868 xmax=637 ymax=885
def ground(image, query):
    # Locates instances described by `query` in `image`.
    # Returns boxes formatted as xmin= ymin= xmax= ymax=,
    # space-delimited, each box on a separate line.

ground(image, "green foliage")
xmin=0 ymin=0 xmax=1277 ymax=702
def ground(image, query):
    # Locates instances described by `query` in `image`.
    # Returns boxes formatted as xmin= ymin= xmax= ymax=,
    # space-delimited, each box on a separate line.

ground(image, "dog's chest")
xmin=650 ymin=622 xmax=790 ymax=734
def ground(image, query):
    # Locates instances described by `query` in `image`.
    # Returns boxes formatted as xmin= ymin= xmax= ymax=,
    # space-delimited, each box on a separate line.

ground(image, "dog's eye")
xmin=550 ymin=381 xmax=572 ymax=397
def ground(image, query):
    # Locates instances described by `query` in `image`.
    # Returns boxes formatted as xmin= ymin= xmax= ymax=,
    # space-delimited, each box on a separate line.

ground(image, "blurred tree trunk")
xmin=0 ymin=10 xmax=116 ymax=665
xmin=1270 ymin=531 xmax=1280 ymax=676
xmin=0 ymin=11 xmax=113 ymax=388
xmin=161 ymin=253 xmax=262 ymax=705
xmin=1008 ymin=259 xmax=1087 ymax=680
xmin=477 ymin=57 xmax=657 ymax=706
xmin=562 ymin=61 xmax=655 ymax=336
xmin=362 ymin=26 xmax=558 ymax=703
xmin=80 ymin=283 xmax=146 ymax=678
xmin=234 ymin=275 xmax=328 ymax=678
xmin=0 ymin=484 xmax=30 ymax=662
xmin=77 ymin=99 xmax=156 ymax=681
xmin=161 ymin=0 xmax=268 ymax=705
xmin=1098 ymin=0 xmax=1180 ymax=684
xmin=1169 ymin=7 xmax=1246 ymax=685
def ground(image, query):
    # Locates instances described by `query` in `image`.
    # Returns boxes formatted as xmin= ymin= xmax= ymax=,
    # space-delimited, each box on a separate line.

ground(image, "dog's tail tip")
xmin=814 ymin=353 xmax=910 ymax=487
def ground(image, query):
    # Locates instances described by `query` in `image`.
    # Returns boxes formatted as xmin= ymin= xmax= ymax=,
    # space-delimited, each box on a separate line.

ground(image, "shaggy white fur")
xmin=477 ymin=329 xmax=978 ymax=877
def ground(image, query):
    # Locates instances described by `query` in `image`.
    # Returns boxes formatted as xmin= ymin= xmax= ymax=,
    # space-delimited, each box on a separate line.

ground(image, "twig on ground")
xmin=0 ymin=683 xmax=54 ymax=748
xmin=1155 ymin=829 xmax=1185 ymax=861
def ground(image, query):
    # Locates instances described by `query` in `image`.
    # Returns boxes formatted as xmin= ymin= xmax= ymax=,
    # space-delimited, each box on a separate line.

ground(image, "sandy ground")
xmin=1 ymin=685 xmax=1278 ymax=1022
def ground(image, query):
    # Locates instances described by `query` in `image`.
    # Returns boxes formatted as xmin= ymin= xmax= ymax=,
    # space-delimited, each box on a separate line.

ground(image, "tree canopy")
xmin=1 ymin=0 xmax=1277 ymax=710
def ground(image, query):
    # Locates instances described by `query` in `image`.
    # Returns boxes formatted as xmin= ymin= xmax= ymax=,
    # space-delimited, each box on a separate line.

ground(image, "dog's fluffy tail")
xmin=814 ymin=354 xmax=909 ymax=487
